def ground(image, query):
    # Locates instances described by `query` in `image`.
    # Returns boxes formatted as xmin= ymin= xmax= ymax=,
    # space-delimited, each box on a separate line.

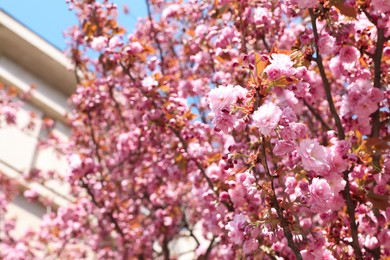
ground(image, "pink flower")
xmin=280 ymin=106 xmax=297 ymax=126
xmin=24 ymin=189 xmax=39 ymax=202
xmin=195 ymin=24 xmax=208 ymax=38
xmin=211 ymin=111 xmax=237 ymax=133
xmin=368 ymin=87 xmax=384 ymax=103
xmin=310 ymin=178 xmax=331 ymax=201
xmin=1 ymin=106 xmax=17 ymax=125
xmin=252 ymin=103 xmax=282 ymax=135
xmin=243 ymin=238 xmax=259 ymax=254
xmin=264 ymin=53 xmax=295 ymax=80
xmin=285 ymin=176 xmax=297 ymax=194
xmin=208 ymin=85 xmax=248 ymax=113
xmin=226 ymin=213 xmax=247 ymax=244
xmin=68 ymin=154 xmax=95 ymax=181
xmin=117 ymin=129 xmax=141 ymax=154
xmin=339 ymin=46 xmax=360 ymax=64
xmin=295 ymin=0 xmax=318 ymax=9
xmin=318 ymin=34 xmax=336 ymax=56
xmin=342 ymin=80 xmax=383 ymax=119
xmin=264 ymin=66 xmax=282 ymax=80
xmin=108 ymin=36 xmax=122 ymax=49
xmin=309 ymin=178 xmax=332 ymax=212
xmin=125 ymin=41 xmax=143 ymax=55
xmin=141 ymin=77 xmax=158 ymax=91
xmin=364 ymin=236 xmax=379 ymax=250
xmin=161 ymin=4 xmax=181 ymax=20
xmin=254 ymin=7 xmax=271 ymax=25
xmin=329 ymin=56 xmax=342 ymax=78
xmin=297 ymin=139 xmax=330 ymax=173
xmin=208 ymin=85 xmax=248 ymax=132
xmin=90 ymin=36 xmax=107 ymax=51
xmin=273 ymin=140 xmax=296 ymax=156
xmin=372 ymin=0 xmax=390 ymax=13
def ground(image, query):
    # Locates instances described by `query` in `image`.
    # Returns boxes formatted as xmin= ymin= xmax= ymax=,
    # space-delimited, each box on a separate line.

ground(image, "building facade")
xmin=0 ymin=9 xmax=76 ymax=237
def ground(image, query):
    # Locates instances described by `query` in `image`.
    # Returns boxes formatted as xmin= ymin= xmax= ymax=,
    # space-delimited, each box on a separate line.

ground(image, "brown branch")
xmin=370 ymin=27 xmax=386 ymax=170
xmin=162 ymin=236 xmax=170 ymax=260
xmin=303 ymin=99 xmax=331 ymax=131
xmin=169 ymin=126 xmax=234 ymax=212
xmin=341 ymin=168 xmax=363 ymax=260
xmin=260 ymin=136 xmax=303 ymax=260
xmin=86 ymin=112 xmax=106 ymax=171
xmin=309 ymin=9 xmax=345 ymax=140
xmin=80 ymin=179 xmax=125 ymax=240
xmin=309 ymin=9 xmax=362 ymax=259
xmin=261 ymin=35 xmax=271 ymax=53
xmin=145 ymin=0 xmax=166 ymax=75
xmin=182 ymin=213 xmax=200 ymax=247
xmin=108 ymin=84 xmax=129 ymax=131
xmin=238 ymin=0 xmax=247 ymax=53
xmin=197 ymin=236 xmax=215 ymax=260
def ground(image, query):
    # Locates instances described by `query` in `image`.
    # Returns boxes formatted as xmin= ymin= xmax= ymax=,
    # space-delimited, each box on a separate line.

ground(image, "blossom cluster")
xmin=0 ymin=0 xmax=389 ymax=259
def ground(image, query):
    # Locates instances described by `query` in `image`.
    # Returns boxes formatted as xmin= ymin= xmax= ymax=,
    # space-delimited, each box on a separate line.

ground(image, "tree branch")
xmin=238 ymin=0 xmax=247 ymax=53
xmin=309 ymin=9 xmax=362 ymax=259
xmin=260 ymin=136 xmax=302 ymax=260
xmin=370 ymin=27 xmax=386 ymax=169
xmin=169 ymin=126 xmax=234 ymax=212
xmin=303 ymin=99 xmax=331 ymax=132
xmin=309 ymin=9 xmax=345 ymax=140
xmin=145 ymin=0 xmax=166 ymax=75
xmin=342 ymin=168 xmax=363 ymax=260
xmin=197 ymin=236 xmax=215 ymax=260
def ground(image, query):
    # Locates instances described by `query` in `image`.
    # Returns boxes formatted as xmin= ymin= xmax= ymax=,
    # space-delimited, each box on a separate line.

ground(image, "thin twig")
xmin=169 ymin=126 xmax=235 ymax=212
xmin=370 ymin=27 xmax=386 ymax=169
xmin=238 ymin=1 xmax=247 ymax=53
xmin=309 ymin=9 xmax=362 ymax=259
xmin=261 ymin=35 xmax=270 ymax=52
xmin=145 ymin=0 xmax=166 ymax=75
xmin=303 ymin=99 xmax=331 ymax=131
xmin=182 ymin=214 xmax=200 ymax=247
xmin=341 ymin=168 xmax=363 ymax=260
xmin=197 ymin=236 xmax=215 ymax=260
xmin=260 ymin=136 xmax=303 ymax=260
xmin=309 ymin=9 xmax=345 ymax=140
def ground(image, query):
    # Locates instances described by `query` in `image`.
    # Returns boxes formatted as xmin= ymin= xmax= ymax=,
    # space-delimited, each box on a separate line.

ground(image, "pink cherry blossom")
xmin=339 ymin=46 xmax=360 ymax=64
xmin=264 ymin=53 xmax=295 ymax=80
xmin=318 ymin=34 xmax=336 ymax=56
xmin=252 ymin=103 xmax=282 ymax=135
xmin=0 ymin=0 xmax=387 ymax=258
xmin=90 ymin=36 xmax=107 ymax=51
xmin=226 ymin=213 xmax=247 ymax=244
xmin=208 ymin=85 xmax=248 ymax=113
xmin=297 ymin=139 xmax=330 ymax=174
xmin=372 ymin=0 xmax=390 ymax=13
xmin=309 ymin=178 xmax=332 ymax=212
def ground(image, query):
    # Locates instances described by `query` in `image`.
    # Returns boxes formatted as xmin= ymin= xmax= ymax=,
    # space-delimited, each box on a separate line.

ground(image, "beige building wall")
xmin=0 ymin=9 xmax=76 ymax=237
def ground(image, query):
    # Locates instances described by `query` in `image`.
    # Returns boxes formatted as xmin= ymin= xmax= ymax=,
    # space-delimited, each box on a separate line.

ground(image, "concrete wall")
xmin=0 ymin=53 xmax=72 ymax=237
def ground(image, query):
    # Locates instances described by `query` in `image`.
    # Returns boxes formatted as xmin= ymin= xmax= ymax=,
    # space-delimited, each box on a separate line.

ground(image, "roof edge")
xmin=0 ymin=9 xmax=74 ymax=70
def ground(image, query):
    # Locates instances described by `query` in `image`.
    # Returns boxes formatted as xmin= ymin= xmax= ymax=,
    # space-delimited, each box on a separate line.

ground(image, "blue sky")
xmin=0 ymin=0 xmax=147 ymax=50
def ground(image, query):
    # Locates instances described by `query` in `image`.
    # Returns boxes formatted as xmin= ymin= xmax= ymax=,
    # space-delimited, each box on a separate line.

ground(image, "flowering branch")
xmin=260 ymin=136 xmax=302 ymax=260
xmin=309 ymin=9 xmax=345 ymax=140
xmin=169 ymin=126 xmax=235 ymax=212
xmin=341 ymin=167 xmax=363 ymax=260
xmin=303 ymin=99 xmax=331 ymax=132
xmin=145 ymin=0 xmax=165 ymax=75
xmin=197 ymin=236 xmax=215 ymax=260
xmin=309 ymin=9 xmax=362 ymax=260
xmin=370 ymin=26 xmax=386 ymax=169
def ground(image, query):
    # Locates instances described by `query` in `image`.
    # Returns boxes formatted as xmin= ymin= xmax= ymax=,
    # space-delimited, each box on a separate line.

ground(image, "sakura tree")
xmin=1 ymin=0 xmax=390 ymax=259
